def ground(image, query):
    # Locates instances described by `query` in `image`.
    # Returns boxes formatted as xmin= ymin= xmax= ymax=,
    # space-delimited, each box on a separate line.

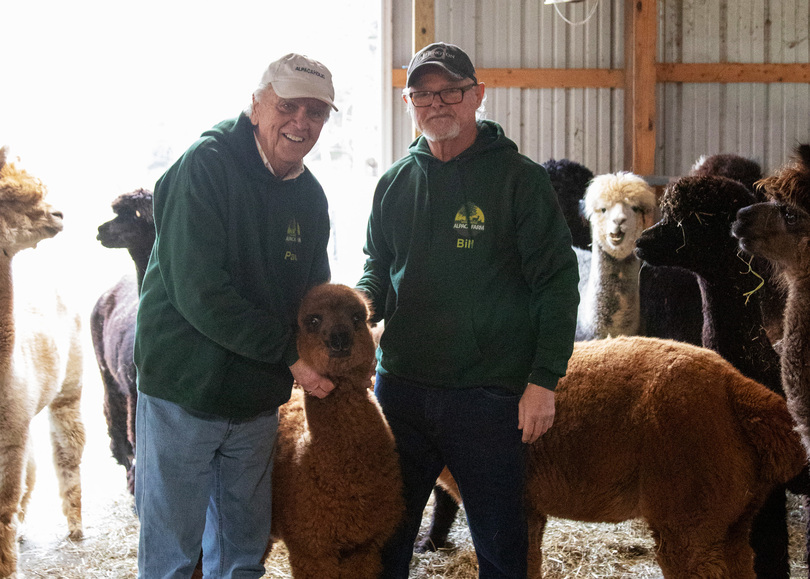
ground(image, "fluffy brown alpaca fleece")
xmin=268 ymin=283 xmax=403 ymax=579
xmin=0 ymin=148 xmax=85 ymax=577
xmin=437 ymin=336 xmax=805 ymax=578
xmin=733 ymin=143 xmax=810 ymax=457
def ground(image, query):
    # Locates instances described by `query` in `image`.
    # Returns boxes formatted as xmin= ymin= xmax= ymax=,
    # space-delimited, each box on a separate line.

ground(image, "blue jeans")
xmin=375 ymin=373 xmax=528 ymax=579
xmin=135 ymin=392 xmax=279 ymax=579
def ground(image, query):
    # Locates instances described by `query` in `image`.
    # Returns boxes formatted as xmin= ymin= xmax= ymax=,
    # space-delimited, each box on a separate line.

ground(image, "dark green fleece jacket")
xmin=134 ymin=113 xmax=330 ymax=418
xmin=356 ymin=120 xmax=578 ymax=393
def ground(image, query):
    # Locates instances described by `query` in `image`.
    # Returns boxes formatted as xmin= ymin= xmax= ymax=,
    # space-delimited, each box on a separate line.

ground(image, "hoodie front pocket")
xmin=380 ymin=302 xmax=483 ymax=383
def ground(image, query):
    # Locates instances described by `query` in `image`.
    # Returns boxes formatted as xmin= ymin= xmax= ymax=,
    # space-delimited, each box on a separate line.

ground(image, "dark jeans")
xmin=375 ymin=373 xmax=528 ymax=579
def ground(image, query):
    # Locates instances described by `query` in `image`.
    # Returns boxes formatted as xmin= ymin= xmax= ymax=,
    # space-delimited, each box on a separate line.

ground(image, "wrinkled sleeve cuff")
xmin=528 ymin=368 xmax=561 ymax=392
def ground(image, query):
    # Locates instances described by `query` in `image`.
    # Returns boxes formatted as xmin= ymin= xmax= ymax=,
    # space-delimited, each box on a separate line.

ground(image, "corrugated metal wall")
xmin=390 ymin=0 xmax=809 ymax=176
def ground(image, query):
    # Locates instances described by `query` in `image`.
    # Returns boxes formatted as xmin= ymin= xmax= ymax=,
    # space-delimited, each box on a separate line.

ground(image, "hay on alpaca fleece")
xmin=756 ymin=144 xmax=810 ymax=211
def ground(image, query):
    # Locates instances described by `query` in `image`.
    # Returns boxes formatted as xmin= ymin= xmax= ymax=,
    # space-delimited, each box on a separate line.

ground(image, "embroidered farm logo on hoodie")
xmin=453 ymin=202 xmax=485 ymax=249
xmin=285 ymin=218 xmax=302 ymax=261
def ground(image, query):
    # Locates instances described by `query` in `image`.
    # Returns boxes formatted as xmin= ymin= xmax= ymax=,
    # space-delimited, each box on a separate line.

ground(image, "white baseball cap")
xmin=260 ymin=53 xmax=338 ymax=111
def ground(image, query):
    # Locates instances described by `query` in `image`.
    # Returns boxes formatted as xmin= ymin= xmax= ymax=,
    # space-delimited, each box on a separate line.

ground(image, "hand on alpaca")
xmin=290 ymin=357 xmax=335 ymax=398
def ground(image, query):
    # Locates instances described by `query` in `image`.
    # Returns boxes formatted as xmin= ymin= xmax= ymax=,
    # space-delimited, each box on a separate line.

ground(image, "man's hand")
xmin=290 ymin=359 xmax=335 ymax=398
xmin=518 ymin=383 xmax=555 ymax=444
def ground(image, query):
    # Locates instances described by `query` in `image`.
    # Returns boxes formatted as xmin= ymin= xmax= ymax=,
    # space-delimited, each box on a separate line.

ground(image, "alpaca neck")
xmin=303 ymin=373 xmax=392 ymax=451
xmin=780 ymin=277 xmax=810 ymax=446
xmin=0 ymin=255 xmax=14 ymax=377
xmin=585 ymin=248 xmax=641 ymax=338
xmin=128 ymin=246 xmax=152 ymax=295
xmin=696 ymin=273 xmax=781 ymax=390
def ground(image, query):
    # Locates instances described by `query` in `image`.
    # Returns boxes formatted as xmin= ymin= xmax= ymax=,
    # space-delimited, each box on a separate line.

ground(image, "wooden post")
xmin=413 ymin=0 xmax=435 ymax=54
xmin=624 ymin=0 xmax=657 ymax=175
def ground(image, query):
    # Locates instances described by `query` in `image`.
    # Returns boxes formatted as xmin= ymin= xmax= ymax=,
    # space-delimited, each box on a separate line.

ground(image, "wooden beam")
xmin=624 ymin=0 xmax=657 ymax=176
xmin=393 ymin=67 xmax=624 ymax=89
xmin=413 ymin=0 xmax=434 ymax=54
xmin=657 ymin=62 xmax=810 ymax=84
xmin=392 ymin=63 xmax=810 ymax=88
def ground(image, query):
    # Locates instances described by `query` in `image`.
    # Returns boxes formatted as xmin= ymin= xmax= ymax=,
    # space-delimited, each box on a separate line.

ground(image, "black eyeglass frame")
xmin=407 ymin=83 xmax=479 ymax=107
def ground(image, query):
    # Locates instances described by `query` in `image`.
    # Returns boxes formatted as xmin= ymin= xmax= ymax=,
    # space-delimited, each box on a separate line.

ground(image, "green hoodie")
xmin=134 ymin=113 xmax=330 ymax=418
xmin=357 ymin=120 xmax=578 ymax=393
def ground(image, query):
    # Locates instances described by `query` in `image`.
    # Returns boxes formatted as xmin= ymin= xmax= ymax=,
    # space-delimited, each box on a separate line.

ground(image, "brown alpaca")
xmin=268 ymin=283 xmax=404 ymax=579
xmin=0 ymin=148 xmax=85 ymax=577
xmin=437 ymin=336 xmax=805 ymax=578
xmin=733 ymin=143 xmax=810 ymax=456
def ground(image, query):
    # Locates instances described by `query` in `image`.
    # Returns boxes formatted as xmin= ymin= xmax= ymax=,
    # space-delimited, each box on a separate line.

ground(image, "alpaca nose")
xmin=328 ymin=327 xmax=352 ymax=353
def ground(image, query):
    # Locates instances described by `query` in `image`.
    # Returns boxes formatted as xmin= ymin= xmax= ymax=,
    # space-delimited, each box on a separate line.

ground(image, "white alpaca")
xmin=0 ymin=147 xmax=85 ymax=578
xmin=576 ymin=172 xmax=657 ymax=340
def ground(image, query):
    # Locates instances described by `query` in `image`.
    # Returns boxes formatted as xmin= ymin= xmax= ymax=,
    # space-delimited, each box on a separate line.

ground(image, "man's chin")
xmin=419 ymin=124 xmax=460 ymax=142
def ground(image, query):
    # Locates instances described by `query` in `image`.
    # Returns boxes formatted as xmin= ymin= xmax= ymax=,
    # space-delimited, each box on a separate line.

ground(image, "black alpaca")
xmin=90 ymin=188 xmax=155 ymax=493
xmin=635 ymin=174 xmax=808 ymax=579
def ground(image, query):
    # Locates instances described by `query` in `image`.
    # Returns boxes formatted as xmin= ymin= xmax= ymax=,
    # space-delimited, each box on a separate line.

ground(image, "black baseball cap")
xmin=406 ymin=42 xmax=477 ymax=87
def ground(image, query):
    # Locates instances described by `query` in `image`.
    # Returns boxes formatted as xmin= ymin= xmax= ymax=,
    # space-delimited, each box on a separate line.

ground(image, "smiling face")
xmin=250 ymin=86 xmax=329 ymax=178
xmin=406 ymin=68 xmax=482 ymax=146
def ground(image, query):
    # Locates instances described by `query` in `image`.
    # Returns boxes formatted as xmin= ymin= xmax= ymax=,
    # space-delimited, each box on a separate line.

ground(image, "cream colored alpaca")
xmin=0 ymin=148 xmax=84 ymax=578
xmin=576 ymin=172 xmax=657 ymax=340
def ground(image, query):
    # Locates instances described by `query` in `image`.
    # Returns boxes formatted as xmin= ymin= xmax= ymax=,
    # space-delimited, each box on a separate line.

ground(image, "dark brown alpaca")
xmin=268 ymin=283 xmax=403 ymax=578
xmin=91 ymin=188 xmax=155 ymax=493
xmin=733 ymin=143 xmax=810 ymax=456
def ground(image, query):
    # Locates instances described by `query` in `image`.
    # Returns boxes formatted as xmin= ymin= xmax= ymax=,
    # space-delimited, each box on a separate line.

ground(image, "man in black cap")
xmin=356 ymin=42 xmax=579 ymax=578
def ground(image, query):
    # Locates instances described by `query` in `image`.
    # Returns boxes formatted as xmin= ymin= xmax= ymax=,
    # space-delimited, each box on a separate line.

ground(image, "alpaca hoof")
xmin=414 ymin=536 xmax=450 ymax=553
xmin=67 ymin=528 xmax=83 ymax=541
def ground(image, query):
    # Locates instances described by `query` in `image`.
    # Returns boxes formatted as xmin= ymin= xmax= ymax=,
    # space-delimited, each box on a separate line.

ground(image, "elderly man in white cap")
xmin=133 ymin=53 xmax=337 ymax=578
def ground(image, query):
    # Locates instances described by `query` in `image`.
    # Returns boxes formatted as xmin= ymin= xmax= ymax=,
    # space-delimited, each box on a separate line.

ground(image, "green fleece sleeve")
xmin=516 ymin=166 xmax=580 ymax=391
xmin=356 ymin=177 xmax=393 ymax=323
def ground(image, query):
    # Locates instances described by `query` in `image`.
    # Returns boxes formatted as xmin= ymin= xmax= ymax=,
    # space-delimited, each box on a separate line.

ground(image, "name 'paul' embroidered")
xmin=453 ymin=202 xmax=485 ymax=249
xmin=285 ymin=219 xmax=302 ymax=261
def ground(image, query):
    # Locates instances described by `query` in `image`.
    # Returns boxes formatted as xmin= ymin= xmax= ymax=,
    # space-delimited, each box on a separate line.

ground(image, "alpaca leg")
xmin=724 ymin=516 xmax=759 ymax=579
xmin=415 ymin=485 xmax=459 ymax=552
xmin=17 ymin=449 xmax=35 ymax=525
xmin=337 ymin=543 xmax=384 ymax=579
xmin=749 ymin=487 xmax=789 ymax=579
xmin=286 ymin=546 xmax=340 ymax=579
xmin=47 ymin=394 xmax=85 ymax=540
xmin=0 ymin=436 xmax=28 ymax=578
xmin=102 ymin=374 xmax=132 ymax=471
xmin=651 ymin=526 xmax=738 ymax=579
xmin=527 ymin=513 xmax=547 ymax=579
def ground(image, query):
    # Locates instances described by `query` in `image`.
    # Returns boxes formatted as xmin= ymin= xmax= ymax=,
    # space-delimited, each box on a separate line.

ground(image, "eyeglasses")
xmin=407 ymin=83 xmax=478 ymax=107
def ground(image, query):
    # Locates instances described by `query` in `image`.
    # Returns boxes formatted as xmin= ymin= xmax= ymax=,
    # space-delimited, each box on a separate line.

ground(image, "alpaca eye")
xmin=598 ymin=208 xmax=607 ymax=214
xmin=784 ymin=209 xmax=798 ymax=226
xmin=306 ymin=315 xmax=322 ymax=330
xmin=352 ymin=312 xmax=366 ymax=326
xmin=136 ymin=210 xmax=141 ymax=218
xmin=631 ymin=206 xmax=642 ymax=213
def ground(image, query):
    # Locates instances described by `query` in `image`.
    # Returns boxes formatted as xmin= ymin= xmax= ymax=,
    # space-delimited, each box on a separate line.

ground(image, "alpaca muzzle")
xmin=326 ymin=327 xmax=353 ymax=358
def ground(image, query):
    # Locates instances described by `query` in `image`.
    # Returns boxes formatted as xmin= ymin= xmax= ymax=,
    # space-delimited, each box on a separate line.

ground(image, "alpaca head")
xmin=97 ymin=188 xmax=155 ymax=251
xmin=297 ymin=284 xmax=376 ymax=380
xmin=690 ymin=153 xmax=763 ymax=198
xmin=581 ymin=172 xmax=657 ymax=259
xmin=541 ymin=158 xmax=594 ymax=250
xmin=0 ymin=146 xmax=63 ymax=256
xmin=732 ymin=144 xmax=810 ymax=281
xmin=636 ymin=175 xmax=757 ymax=277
